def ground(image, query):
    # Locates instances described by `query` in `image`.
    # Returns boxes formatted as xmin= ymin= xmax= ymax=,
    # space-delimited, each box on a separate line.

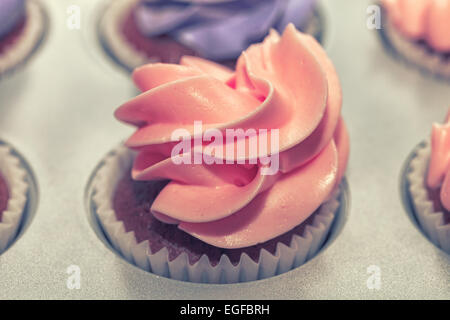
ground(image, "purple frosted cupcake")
xmin=0 ymin=0 xmax=47 ymax=77
xmin=99 ymin=0 xmax=323 ymax=71
xmin=0 ymin=0 xmax=26 ymax=39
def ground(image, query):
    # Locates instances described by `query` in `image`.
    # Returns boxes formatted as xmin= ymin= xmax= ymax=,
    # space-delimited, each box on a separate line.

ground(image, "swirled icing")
xmin=134 ymin=0 xmax=317 ymax=60
xmin=0 ymin=0 xmax=25 ymax=40
xmin=427 ymin=109 xmax=450 ymax=211
xmin=115 ymin=24 xmax=349 ymax=249
xmin=382 ymin=0 xmax=450 ymax=52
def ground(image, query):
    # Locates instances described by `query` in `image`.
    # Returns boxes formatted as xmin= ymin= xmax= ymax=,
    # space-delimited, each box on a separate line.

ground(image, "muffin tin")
xmin=0 ymin=0 xmax=448 ymax=299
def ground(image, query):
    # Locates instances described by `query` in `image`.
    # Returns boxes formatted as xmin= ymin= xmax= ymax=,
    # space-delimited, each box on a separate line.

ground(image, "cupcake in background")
xmin=0 ymin=145 xmax=28 ymax=253
xmin=407 ymin=108 xmax=450 ymax=254
xmin=99 ymin=0 xmax=323 ymax=71
xmin=0 ymin=0 xmax=47 ymax=77
xmin=0 ymin=0 xmax=25 ymax=39
xmin=380 ymin=0 xmax=450 ymax=80
xmin=93 ymin=24 xmax=350 ymax=283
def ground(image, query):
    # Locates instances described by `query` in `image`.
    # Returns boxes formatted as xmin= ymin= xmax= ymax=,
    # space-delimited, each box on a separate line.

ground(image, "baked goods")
xmin=381 ymin=0 xmax=450 ymax=79
xmin=407 ymin=108 xmax=450 ymax=253
xmin=99 ymin=0 xmax=323 ymax=70
xmin=0 ymin=0 xmax=46 ymax=77
xmin=93 ymin=24 xmax=350 ymax=283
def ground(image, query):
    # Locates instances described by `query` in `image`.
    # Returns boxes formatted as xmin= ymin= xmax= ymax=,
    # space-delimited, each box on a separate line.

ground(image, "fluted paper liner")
xmin=407 ymin=143 xmax=450 ymax=253
xmin=0 ymin=146 xmax=28 ymax=253
xmin=93 ymin=146 xmax=341 ymax=283
xmin=0 ymin=0 xmax=46 ymax=76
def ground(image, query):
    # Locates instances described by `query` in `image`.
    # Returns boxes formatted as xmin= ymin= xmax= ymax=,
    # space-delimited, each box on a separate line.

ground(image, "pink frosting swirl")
xmin=427 ymin=109 xmax=450 ymax=211
xmin=382 ymin=0 xmax=450 ymax=52
xmin=115 ymin=24 xmax=349 ymax=249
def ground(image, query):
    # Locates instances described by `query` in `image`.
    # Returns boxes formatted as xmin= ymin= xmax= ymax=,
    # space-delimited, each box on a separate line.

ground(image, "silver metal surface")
xmin=0 ymin=0 xmax=448 ymax=299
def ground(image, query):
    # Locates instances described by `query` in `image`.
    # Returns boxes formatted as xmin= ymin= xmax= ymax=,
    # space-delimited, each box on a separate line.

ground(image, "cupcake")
xmin=93 ymin=24 xmax=350 ymax=283
xmin=380 ymin=0 xmax=450 ymax=79
xmin=0 ymin=145 xmax=28 ymax=253
xmin=407 ymin=109 xmax=450 ymax=253
xmin=99 ymin=0 xmax=323 ymax=71
xmin=0 ymin=0 xmax=47 ymax=77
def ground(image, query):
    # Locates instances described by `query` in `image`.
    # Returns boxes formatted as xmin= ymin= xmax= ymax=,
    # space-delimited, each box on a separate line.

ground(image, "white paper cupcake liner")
xmin=98 ymin=0 xmax=324 ymax=72
xmin=0 ymin=145 xmax=29 ymax=253
xmin=0 ymin=0 xmax=46 ymax=77
xmin=381 ymin=13 xmax=450 ymax=80
xmin=407 ymin=143 xmax=450 ymax=254
xmin=92 ymin=145 xmax=341 ymax=284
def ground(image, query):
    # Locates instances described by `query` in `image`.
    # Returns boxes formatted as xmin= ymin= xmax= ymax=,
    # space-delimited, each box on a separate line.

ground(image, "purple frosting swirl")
xmin=0 ymin=0 xmax=25 ymax=40
xmin=134 ymin=0 xmax=317 ymax=60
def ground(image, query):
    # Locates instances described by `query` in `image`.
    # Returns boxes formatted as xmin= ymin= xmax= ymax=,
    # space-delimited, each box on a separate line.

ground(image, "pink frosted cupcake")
xmin=93 ymin=25 xmax=350 ymax=283
xmin=381 ymin=0 xmax=450 ymax=79
xmin=407 ymin=108 xmax=450 ymax=253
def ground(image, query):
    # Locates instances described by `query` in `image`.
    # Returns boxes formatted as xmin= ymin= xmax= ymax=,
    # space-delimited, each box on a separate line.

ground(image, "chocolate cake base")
xmin=0 ymin=172 xmax=9 ymax=222
xmin=113 ymin=172 xmax=320 ymax=267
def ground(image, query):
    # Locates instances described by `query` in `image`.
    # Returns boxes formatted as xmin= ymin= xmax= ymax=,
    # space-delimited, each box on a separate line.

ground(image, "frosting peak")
xmin=116 ymin=25 xmax=349 ymax=249
xmin=383 ymin=0 xmax=450 ymax=52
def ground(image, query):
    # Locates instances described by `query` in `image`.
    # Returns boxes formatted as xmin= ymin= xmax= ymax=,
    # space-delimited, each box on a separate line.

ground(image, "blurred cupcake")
xmin=407 ymin=108 xmax=450 ymax=254
xmin=99 ymin=0 xmax=323 ymax=71
xmin=93 ymin=25 xmax=349 ymax=283
xmin=0 ymin=145 xmax=28 ymax=253
xmin=380 ymin=0 xmax=450 ymax=79
xmin=0 ymin=0 xmax=47 ymax=77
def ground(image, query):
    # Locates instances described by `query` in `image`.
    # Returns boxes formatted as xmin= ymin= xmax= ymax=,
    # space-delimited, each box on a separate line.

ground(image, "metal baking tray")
xmin=0 ymin=0 xmax=448 ymax=299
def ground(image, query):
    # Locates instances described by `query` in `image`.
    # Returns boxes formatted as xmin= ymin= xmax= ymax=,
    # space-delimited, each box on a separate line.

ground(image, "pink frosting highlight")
xmin=382 ymin=0 xmax=450 ymax=52
xmin=115 ymin=24 xmax=349 ymax=249
xmin=427 ymin=109 xmax=450 ymax=211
